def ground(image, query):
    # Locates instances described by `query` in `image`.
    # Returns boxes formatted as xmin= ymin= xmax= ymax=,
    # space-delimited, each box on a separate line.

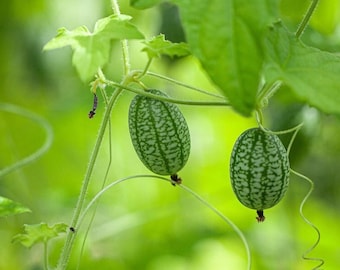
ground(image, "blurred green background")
xmin=1 ymin=0 xmax=340 ymax=269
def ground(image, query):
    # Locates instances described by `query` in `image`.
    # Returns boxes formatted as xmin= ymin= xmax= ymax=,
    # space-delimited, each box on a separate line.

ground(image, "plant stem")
xmin=56 ymin=88 xmax=122 ymax=270
xmin=110 ymin=0 xmax=121 ymax=15
xmin=76 ymin=88 xmax=113 ymax=270
xmin=76 ymin=175 xmax=251 ymax=270
xmin=137 ymin=58 xmax=153 ymax=79
xmin=105 ymin=80 xmax=230 ymax=107
xmin=44 ymin=242 xmax=49 ymax=270
xmin=142 ymin=71 xmax=225 ymax=99
xmin=295 ymin=0 xmax=319 ymax=38
xmin=111 ymin=0 xmax=131 ymax=75
xmin=57 ymin=0 xmax=131 ymax=267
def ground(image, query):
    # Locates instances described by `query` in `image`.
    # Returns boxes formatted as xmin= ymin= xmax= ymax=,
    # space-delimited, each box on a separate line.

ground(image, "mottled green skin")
xmin=230 ymin=128 xmax=290 ymax=211
xmin=128 ymin=89 xmax=190 ymax=175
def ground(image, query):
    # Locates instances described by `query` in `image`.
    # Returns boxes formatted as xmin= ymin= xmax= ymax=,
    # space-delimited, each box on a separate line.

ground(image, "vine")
xmin=0 ymin=103 xmax=53 ymax=179
xmin=6 ymin=0 xmax=329 ymax=269
xmin=76 ymin=175 xmax=252 ymax=270
xmin=255 ymin=108 xmax=324 ymax=268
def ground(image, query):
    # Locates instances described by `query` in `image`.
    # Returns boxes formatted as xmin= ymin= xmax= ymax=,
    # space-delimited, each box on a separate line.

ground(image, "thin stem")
xmin=256 ymin=114 xmax=303 ymax=140
xmin=141 ymin=71 xmax=225 ymax=99
xmin=56 ymin=88 xmax=123 ymax=270
xmin=121 ymin=40 xmax=131 ymax=76
xmin=290 ymin=169 xmax=324 ymax=269
xmin=111 ymin=0 xmax=131 ymax=75
xmin=256 ymin=81 xmax=283 ymax=109
xmin=137 ymin=58 xmax=153 ymax=79
xmin=57 ymin=0 xmax=130 ymax=267
xmin=76 ymin=175 xmax=251 ymax=270
xmin=295 ymin=0 xmax=319 ymax=38
xmin=76 ymin=88 xmax=113 ymax=270
xmin=286 ymin=123 xmax=303 ymax=157
xmin=44 ymin=242 xmax=49 ymax=270
xmin=178 ymin=185 xmax=252 ymax=270
xmin=105 ymin=80 xmax=230 ymax=107
xmin=110 ymin=0 xmax=121 ymax=15
xmin=0 ymin=103 xmax=53 ymax=179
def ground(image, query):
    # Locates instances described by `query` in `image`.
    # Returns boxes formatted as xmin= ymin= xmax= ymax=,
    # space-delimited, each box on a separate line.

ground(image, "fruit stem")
xmin=105 ymin=80 xmax=229 ymax=106
xmin=295 ymin=0 xmax=319 ymax=39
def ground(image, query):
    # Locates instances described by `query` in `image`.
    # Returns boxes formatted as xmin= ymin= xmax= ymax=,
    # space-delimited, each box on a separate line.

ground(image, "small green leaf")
xmin=0 ymin=196 xmax=31 ymax=217
xmin=174 ymin=0 xmax=279 ymax=116
xmin=130 ymin=0 xmax=164 ymax=9
xmin=42 ymin=26 xmax=90 ymax=51
xmin=12 ymin=223 xmax=68 ymax=248
xmin=142 ymin=34 xmax=190 ymax=59
xmin=44 ymin=14 xmax=144 ymax=82
xmin=263 ymin=22 xmax=340 ymax=115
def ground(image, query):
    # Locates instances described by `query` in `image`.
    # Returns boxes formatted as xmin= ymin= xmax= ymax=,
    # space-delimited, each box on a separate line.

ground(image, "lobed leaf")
xmin=44 ymin=15 xmax=144 ymax=82
xmin=12 ymin=223 xmax=68 ymax=248
xmin=263 ymin=22 xmax=340 ymax=115
xmin=142 ymin=34 xmax=190 ymax=59
xmin=0 ymin=196 xmax=31 ymax=218
xmin=174 ymin=0 xmax=279 ymax=116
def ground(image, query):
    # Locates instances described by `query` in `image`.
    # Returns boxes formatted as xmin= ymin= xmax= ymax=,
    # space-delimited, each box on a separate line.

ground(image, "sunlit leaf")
xmin=43 ymin=15 xmax=144 ymax=82
xmin=263 ymin=22 xmax=340 ymax=115
xmin=12 ymin=223 xmax=68 ymax=248
xmin=174 ymin=0 xmax=279 ymax=116
xmin=0 ymin=196 xmax=31 ymax=217
xmin=142 ymin=34 xmax=190 ymax=59
xmin=42 ymin=26 xmax=90 ymax=50
xmin=130 ymin=0 xmax=164 ymax=9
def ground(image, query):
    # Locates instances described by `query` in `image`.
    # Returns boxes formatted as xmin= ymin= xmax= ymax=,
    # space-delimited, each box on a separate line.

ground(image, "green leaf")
xmin=142 ymin=34 xmax=190 ymax=59
xmin=174 ymin=0 xmax=279 ymax=116
xmin=0 ymin=196 xmax=31 ymax=217
xmin=263 ymin=22 xmax=340 ymax=115
xmin=44 ymin=14 xmax=144 ymax=82
xmin=42 ymin=26 xmax=90 ymax=50
xmin=130 ymin=0 xmax=164 ymax=9
xmin=12 ymin=223 xmax=68 ymax=248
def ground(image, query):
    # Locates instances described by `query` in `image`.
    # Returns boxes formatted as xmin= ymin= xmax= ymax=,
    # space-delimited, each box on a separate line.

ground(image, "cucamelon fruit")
xmin=128 ymin=89 xmax=190 ymax=181
xmin=230 ymin=128 xmax=290 ymax=222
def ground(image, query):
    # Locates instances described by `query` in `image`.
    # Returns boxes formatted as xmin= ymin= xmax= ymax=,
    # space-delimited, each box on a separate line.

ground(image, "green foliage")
xmin=142 ymin=34 xmax=190 ymax=59
xmin=12 ymin=223 xmax=68 ymax=248
xmin=0 ymin=196 xmax=31 ymax=217
xmin=2 ymin=0 xmax=340 ymax=269
xmin=173 ymin=0 xmax=279 ymax=116
xmin=263 ymin=22 xmax=340 ymax=115
xmin=43 ymin=14 xmax=144 ymax=82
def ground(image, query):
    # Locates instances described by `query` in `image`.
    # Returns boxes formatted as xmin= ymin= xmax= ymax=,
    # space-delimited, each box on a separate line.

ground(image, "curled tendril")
xmin=0 ymin=103 xmax=53 ymax=179
xmin=291 ymin=169 xmax=324 ymax=269
xmin=256 ymin=108 xmax=324 ymax=268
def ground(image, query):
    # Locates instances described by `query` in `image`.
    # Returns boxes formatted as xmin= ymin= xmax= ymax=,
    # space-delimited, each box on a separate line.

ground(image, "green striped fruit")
xmin=230 ymin=128 xmax=290 ymax=221
xmin=128 ymin=89 xmax=190 ymax=178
